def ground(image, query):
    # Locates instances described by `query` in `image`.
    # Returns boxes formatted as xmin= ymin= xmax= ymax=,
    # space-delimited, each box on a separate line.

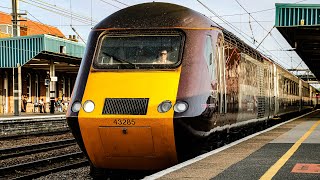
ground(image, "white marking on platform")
xmin=270 ymin=121 xmax=318 ymax=144
xmin=0 ymin=115 xmax=65 ymax=121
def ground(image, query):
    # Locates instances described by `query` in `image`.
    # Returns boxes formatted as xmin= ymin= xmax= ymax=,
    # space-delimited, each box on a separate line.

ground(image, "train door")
xmin=206 ymin=35 xmax=216 ymax=91
xmin=217 ymin=34 xmax=227 ymax=115
xmin=205 ymin=35 xmax=219 ymax=117
xmin=269 ymin=64 xmax=275 ymax=116
xmin=273 ymin=64 xmax=279 ymax=115
xmin=263 ymin=65 xmax=269 ymax=118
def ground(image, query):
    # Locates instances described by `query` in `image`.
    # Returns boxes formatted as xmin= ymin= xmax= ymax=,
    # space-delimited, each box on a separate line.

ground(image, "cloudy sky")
xmin=1 ymin=0 xmax=320 ymax=77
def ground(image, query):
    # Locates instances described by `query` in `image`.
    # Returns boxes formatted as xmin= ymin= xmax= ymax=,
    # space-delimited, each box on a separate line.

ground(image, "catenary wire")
xmin=100 ymin=0 xmax=122 ymax=9
xmin=196 ymin=0 xmax=297 ymax=69
xmin=234 ymin=0 xmax=303 ymax=66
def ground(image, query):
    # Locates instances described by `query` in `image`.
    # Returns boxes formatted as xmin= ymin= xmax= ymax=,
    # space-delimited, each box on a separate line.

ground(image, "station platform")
xmin=0 ymin=112 xmax=66 ymax=121
xmin=0 ymin=112 xmax=67 ymax=138
xmin=145 ymin=110 xmax=320 ymax=180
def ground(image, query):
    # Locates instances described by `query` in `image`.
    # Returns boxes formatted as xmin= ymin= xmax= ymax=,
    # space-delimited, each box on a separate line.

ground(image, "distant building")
xmin=0 ymin=11 xmax=84 ymax=114
xmin=0 ymin=11 xmax=65 ymax=37
xmin=0 ymin=31 xmax=10 ymax=38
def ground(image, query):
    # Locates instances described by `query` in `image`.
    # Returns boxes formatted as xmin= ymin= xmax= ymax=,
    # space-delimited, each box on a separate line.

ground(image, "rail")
xmin=0 ymin=152 xmax=87 ymax=179
xmin=0 ymin=138 xmax=76 ymax=160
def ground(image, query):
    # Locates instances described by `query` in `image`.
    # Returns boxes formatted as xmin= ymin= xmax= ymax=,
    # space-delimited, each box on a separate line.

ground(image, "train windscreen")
xmin=93 ymin=32 xmax=183 ymax=69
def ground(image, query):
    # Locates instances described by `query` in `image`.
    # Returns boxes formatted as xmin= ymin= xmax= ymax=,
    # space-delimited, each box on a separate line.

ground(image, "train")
xmin=66 ymin=2 xmax=318 ymax=175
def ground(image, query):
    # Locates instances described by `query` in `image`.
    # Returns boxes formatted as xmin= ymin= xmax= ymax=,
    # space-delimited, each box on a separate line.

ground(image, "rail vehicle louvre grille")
xmin=102 ymin=98 xmax=149 ymax=115
xmin=257 ymin=97 xmax=265 ymax=118
xmin=257 ymin=66 xmax=265 ymax=118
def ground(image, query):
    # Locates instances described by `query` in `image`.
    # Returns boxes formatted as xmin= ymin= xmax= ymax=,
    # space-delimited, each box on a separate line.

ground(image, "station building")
xmin=0 ymin=11 xmax=85 ymax=114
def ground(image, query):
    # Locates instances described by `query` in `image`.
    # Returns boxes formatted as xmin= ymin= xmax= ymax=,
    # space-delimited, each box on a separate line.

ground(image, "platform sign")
xmin=292 ymin=163 xmax=320 ymax=173
xmin=51 ymin=76 xmax=58 ymax=82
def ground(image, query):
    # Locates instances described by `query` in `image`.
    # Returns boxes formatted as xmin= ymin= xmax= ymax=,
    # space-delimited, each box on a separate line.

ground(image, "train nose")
xmin=79 ymin=115 xmax=178 ymax=170
xmin=78 ymin=69 xmax=182 ymax=170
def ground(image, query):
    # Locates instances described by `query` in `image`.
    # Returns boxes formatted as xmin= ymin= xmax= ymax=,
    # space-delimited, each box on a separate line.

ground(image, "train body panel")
xmin=173 ymin=29 xmax=228 ymax=133
xmin=66 ymin=2 xmax=318 ymax=173
xmin=174 ymin=29 xmax=218 ymax=118
xmin=237 ymin=54 xmax=261 ymax=122
xmin=274 ymin=65 xmax=301 ymax=115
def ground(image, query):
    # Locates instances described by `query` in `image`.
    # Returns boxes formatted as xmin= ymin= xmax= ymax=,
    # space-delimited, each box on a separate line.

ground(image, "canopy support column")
xmin=50 ymin=60 xmax=56 ymax=114
xmin=13 ymin=63 xmax=21 ymax=115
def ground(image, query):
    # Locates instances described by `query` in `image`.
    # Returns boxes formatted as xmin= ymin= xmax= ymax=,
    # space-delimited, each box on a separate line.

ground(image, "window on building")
xmin=0 ymin=24 xmax=13 ymax=35
xmin=60 ymin=46 xmax=66 ymax=54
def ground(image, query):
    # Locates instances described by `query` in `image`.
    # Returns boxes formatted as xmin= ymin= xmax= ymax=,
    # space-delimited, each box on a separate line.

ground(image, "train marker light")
xmin=158 ymin=100 xmax=172 ymax=113
xmin=83 ymin=100 xmax=95 ymax=113
xmin=71 ymin=101 xmax=82 ymax=112
xmin=174 ymin=101 xmax=188 ymax=113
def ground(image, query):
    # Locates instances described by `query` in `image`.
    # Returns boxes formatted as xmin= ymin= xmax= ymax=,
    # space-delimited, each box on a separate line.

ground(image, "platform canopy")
xmin=275 ymin=3 xmax=320 ymax=80
xmin=0 ymin=34 xmax=85 ymax=72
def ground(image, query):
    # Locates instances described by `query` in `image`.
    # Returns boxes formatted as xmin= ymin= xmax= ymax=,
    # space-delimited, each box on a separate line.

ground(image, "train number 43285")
xmin=113 ymin=119 xmax=136 ymax=125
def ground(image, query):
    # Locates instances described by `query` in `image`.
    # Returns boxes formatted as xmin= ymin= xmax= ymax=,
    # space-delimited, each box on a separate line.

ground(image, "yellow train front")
xmin=67 ymin=2 xmax=222 ymax=173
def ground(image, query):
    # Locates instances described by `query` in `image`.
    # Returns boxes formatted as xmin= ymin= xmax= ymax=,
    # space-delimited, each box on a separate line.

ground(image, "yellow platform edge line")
xmin=260 ymin=120 xmax=320 ymax=180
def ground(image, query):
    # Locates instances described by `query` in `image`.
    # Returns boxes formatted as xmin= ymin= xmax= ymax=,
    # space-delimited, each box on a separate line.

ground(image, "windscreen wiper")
xmin=102 ymin=52 xmax=136 ymax=69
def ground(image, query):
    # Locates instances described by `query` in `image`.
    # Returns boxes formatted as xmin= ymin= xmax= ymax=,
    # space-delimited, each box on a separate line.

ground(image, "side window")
xmin=204 ymin=35 xmax=215 ymax=81
xmin=204 ymin=35 xmax=213 ymax=66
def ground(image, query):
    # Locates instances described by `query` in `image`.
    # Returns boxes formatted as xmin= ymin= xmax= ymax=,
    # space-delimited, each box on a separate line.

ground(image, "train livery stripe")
xmin=260 ymin=120 xmax=320 ymax=180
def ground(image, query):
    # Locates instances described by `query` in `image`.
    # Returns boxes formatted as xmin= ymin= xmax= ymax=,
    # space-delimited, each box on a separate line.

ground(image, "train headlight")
xmin=174 ymin=101 xmax=188 ymax=113
xmin=71 ymin=101 xmax=82 ymax=112
xmin=158 ymin=100 xmax=172 ymax=113
xmin=83 ymin=100 xmax=95 ymax=113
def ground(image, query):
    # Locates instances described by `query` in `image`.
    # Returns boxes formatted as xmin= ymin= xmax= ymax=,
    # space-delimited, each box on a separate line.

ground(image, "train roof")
xmin=223 ymin=29 xmax=264 ymax=61
xmin=93 ymin=2 xmax=219 ymax=29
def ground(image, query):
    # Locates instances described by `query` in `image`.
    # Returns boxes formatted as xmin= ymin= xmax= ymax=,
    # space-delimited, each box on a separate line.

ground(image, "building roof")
xmin=0 ymin=11 xmax=65 ymax=38
xmin=0 ymin=34 xmax=85 ymax=68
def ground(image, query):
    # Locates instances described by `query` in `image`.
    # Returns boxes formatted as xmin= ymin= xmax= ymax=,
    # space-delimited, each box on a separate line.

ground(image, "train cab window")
xmin=93 ymin=31 xmax=184 ymax=69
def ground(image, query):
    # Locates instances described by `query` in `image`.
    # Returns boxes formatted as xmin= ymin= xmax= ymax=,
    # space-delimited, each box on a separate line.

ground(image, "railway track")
xmin=0 ymin=138 xmax=76 ymax=160
xmin=0 ymin=129 xmax=71 ymax=141
xmin=0 ymin=152 xmax=88 ymax=179
xmin=0 ymin=111 xmax=311 ymax=179
xmin=0 ymin=116 xmax=69 ymax=139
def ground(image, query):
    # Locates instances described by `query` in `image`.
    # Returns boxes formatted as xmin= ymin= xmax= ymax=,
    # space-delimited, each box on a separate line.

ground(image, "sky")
xmin=1 ymin=0 xmax=320 ymax=85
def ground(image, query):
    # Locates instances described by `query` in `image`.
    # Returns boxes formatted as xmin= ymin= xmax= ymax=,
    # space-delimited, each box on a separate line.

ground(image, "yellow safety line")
xmin=260 ymin=120 xmax=320 ymax=180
